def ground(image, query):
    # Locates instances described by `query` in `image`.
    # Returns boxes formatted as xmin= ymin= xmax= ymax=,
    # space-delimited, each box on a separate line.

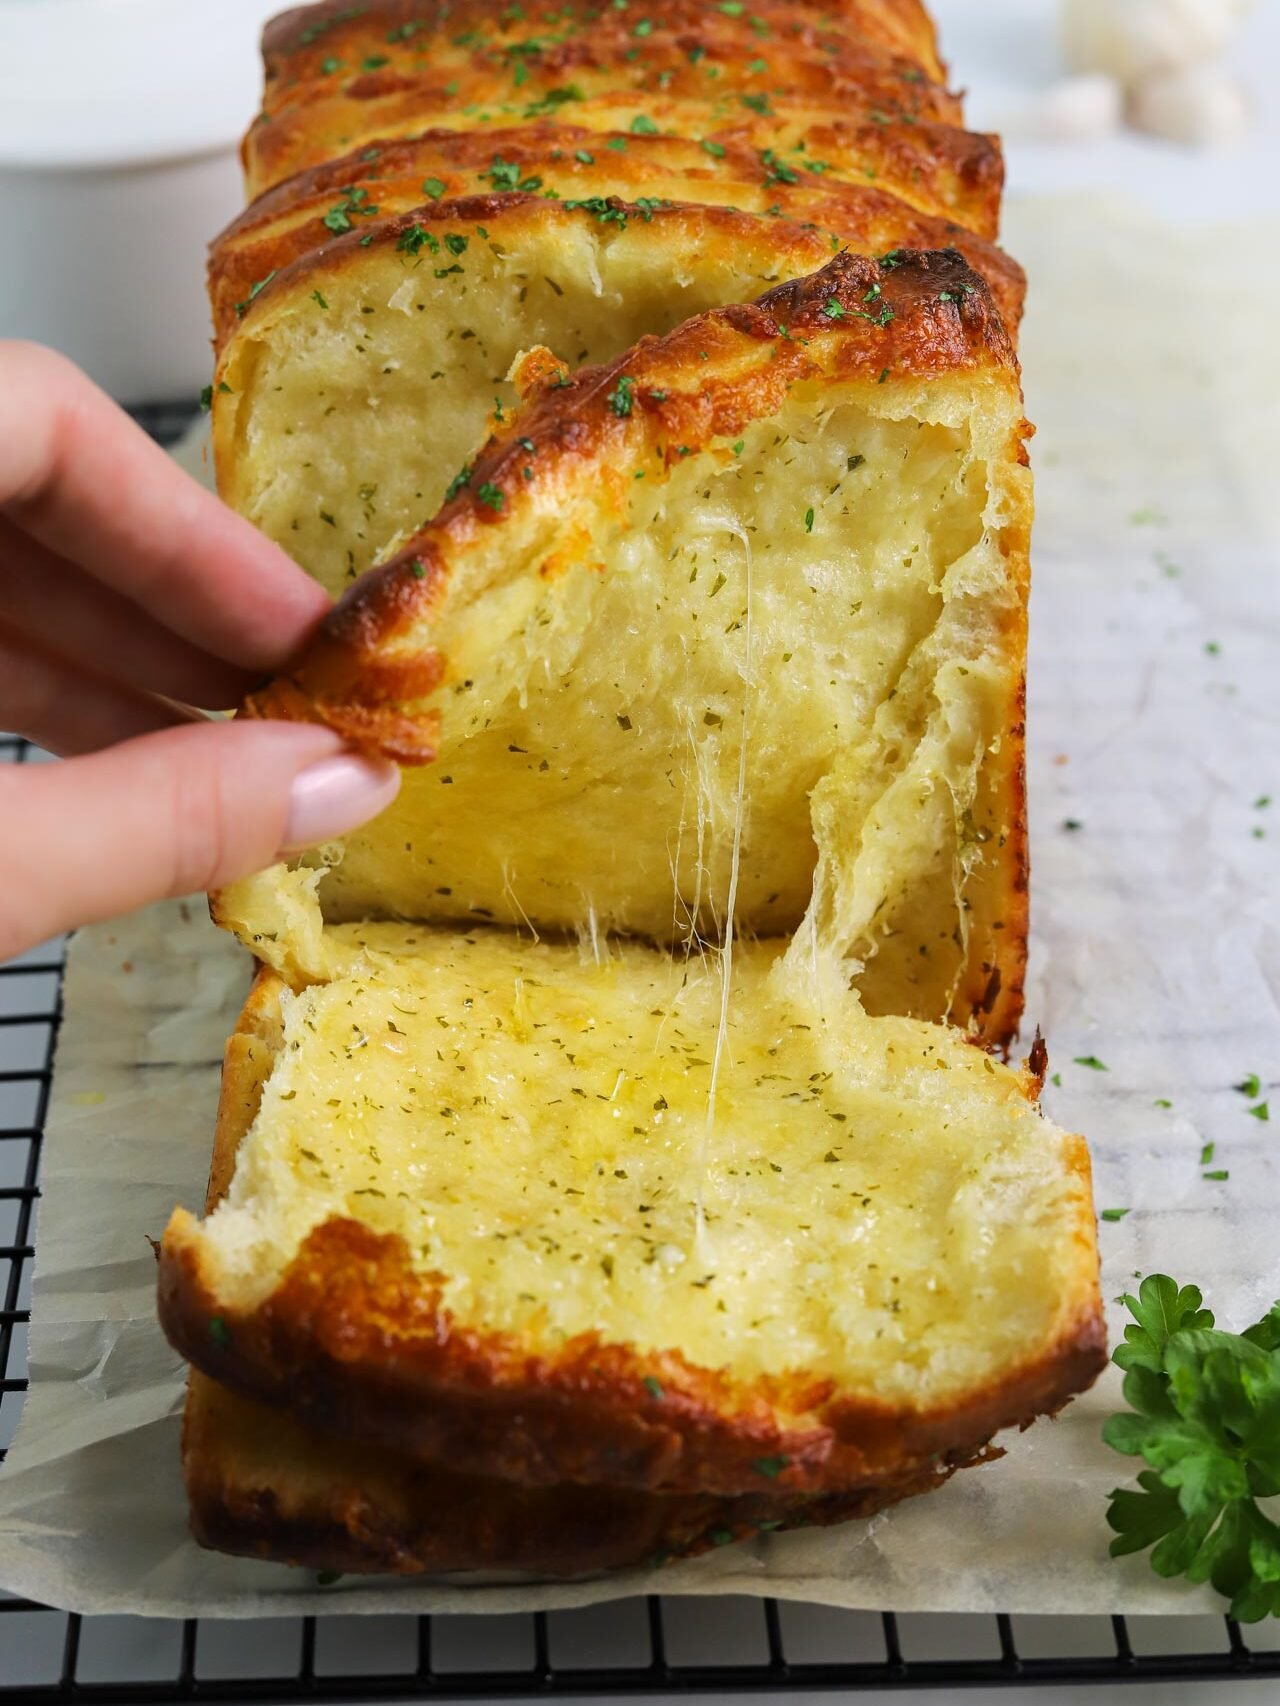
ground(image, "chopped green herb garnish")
xmin=1203 ymin=1169 xmax=1230 ymax=1181
xmin=208 ymin=1316 xmax=230 ymax=1348
xmin=1249 ymin=1102 xmax=1270 ymax=1123
xmin=312 ymin=288 xmax=329 ymax=308
xmin=1237 ymin=1074 xmax=1262 ymax=1099
xmin=643 ymin=1375 xmax=664 ymax=1398
xmin=233 ymin=271 xmax=277 ymax=316
xmin=701 ymin=139 xmax=726 ymax=158
xmin=575 ymin=148 xmax=595 ymax=163
xmin=1200 ymin=1142 xmax=1216 ymax=1166
xmin=759 ymin=147 xmax=797 ymax=185
xmin=444 ymin=464 xmax=472 ymax=501
xmin=482 ymin=155 xmax=544 ymax=192
xmin=753 ymin=1455 xmax=789 ymax=1478
xmin=361 ymin=53 xmax=390 ymax=70
xmin=524 ymin=84 xmax=584 ymax=116
xmin=607 ymin=375 xmax=636 ymax=416
xmin=630 ymin=113 xmax=659 ymax=133
xmin=1075 ymin=1055 xmax=1109 ymax=1071
xmin=422 ymin=177 xmax=447 ymax=199
xmin=1101 ymin=1208 xmax=1130 ymax=1222
xmin=804 ymin=507 xmax=814 ymax=532
xmin=476 ymin=481 xmax=505 ymax=511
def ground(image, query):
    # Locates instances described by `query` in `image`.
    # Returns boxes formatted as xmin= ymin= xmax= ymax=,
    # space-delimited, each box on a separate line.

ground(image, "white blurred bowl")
xmin=0 ymin=0 xmax=281 ymax=403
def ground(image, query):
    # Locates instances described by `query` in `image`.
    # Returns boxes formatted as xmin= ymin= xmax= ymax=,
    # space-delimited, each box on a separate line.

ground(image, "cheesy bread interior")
xmin=192 ymin=871 xmax=1094 ymax=1415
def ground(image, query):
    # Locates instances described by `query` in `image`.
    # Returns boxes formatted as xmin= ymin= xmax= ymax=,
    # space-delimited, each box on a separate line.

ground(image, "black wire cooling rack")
xmin=0 ymin=405 xmax=1276 ymax=1698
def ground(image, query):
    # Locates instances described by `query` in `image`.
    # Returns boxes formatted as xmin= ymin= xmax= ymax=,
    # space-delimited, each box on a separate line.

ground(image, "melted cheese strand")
xmin=695 ymin=521 xmax=754 ymax=1265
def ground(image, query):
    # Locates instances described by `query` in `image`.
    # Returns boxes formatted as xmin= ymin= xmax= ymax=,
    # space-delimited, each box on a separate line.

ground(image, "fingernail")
xmin=281 ymin=754 xmax=400 ymax=852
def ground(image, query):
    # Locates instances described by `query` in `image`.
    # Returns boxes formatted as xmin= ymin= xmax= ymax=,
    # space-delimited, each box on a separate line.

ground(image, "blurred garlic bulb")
xmin=1128 ymin=63 xmax=1251 ymax=145
xmin=1061 ymin=0 xmax=1252 ymax=82
xmin=1030 ymin=73 xmax=1125 ymax=141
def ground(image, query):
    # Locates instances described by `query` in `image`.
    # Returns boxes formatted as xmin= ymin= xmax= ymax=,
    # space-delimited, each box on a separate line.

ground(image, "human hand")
xmin=0 ymin=343 xmax=400 ymax=961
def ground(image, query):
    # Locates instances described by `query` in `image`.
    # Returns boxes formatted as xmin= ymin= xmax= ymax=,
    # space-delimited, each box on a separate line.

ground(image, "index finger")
xmin=0 ymin=341 xmax=331 ymax=674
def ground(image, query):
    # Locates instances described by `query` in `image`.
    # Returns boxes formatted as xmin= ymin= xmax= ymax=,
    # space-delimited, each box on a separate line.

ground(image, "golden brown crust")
xmin=261 ymin=0 xmax=944 ymax=75
xmin=209 ymin=131 xmax=1020 ymax=354
xmin=241 ymin=246 xmax=1019 ymax=762
xmin=163 ymin=1213 xmax=1105 ymax=1499
xmin=246 ymin=0 xmax=960 ymax=198
xmin=223 ymin=117 xmax=1002 ymax=258
xmin=185 ymin=1373 xmax=973 ymax=1576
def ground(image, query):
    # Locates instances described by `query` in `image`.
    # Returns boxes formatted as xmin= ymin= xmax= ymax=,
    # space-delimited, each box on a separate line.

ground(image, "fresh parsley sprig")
xmin=1104 ymin=1274 xmax=1280 ymax=1621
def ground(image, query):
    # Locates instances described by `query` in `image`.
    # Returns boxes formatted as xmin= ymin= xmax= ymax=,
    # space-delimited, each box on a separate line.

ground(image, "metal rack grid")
xmin=0 ymin=404 xmax=1275 ymax=1696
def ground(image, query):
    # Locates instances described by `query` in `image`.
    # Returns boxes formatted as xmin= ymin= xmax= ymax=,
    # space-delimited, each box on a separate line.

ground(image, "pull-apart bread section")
xmin=211 ymin=0 xmax=1011 ymax=600
xmin=245 ymin=1 xmax=954 ymax=200
xmin=161 ymin=258 xmax=1104 ymax=1551
xmin=233 ymin=251 xmax=1029 ymax=1036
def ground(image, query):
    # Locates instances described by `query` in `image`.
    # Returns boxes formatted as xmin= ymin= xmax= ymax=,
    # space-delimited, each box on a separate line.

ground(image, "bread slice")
xmin=181 ymin=975 xmax=988 ymax=1575
xmin=211 ymin=196 xmax=1021 ymax=602
xmin=246 ymin=0 xmax=955 ymax=198
xmin=161 ymin=882 xmax=1103 ymax=1499
xmin=217 ymin=124 xmax=1008 ymax=360
xmin=218 ymin=251 xmax=1030 ymax=1038
xmin=187 ymin=1372 xmax=970 ymax=1574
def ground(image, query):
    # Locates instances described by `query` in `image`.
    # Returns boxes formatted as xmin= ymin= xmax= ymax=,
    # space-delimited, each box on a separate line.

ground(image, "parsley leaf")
xmin=233 ymin=271 xmax=277 ymax=317
xmin=753 ymin=1454 xmax=789 ymax=1478
xmin=607 ymin=375 xmax=635 ymax=417
xmin=1105 ymin=1275 xmax=1280 ymax=1621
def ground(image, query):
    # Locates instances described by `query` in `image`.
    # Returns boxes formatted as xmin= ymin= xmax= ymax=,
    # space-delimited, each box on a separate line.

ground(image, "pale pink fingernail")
xmin=281 ymin=755 xmax=400 ymax=851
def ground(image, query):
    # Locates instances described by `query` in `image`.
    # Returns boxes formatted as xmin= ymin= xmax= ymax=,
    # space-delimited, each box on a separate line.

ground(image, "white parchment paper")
xmin=0 ymin=194 xmax=1276 ymax=1618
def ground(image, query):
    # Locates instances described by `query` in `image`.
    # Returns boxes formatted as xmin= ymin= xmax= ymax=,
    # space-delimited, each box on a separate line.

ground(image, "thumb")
xmin=1 ymin=721 xmax=400 ymax=960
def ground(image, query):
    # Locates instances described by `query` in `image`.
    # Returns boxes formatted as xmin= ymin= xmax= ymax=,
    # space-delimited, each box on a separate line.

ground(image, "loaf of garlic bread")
xmin=161 ymin=0 xmax=1104 ymax=1577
